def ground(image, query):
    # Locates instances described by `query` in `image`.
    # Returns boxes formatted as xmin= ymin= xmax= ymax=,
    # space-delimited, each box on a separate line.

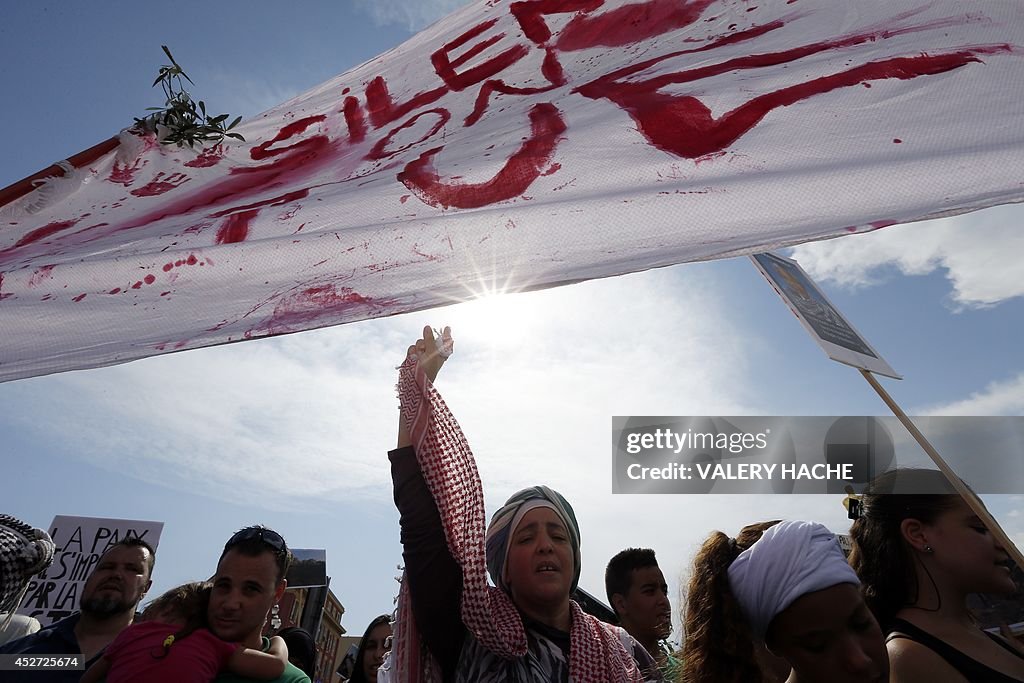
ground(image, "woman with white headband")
xmin=680 ymin=519 xmax=888 ymax=683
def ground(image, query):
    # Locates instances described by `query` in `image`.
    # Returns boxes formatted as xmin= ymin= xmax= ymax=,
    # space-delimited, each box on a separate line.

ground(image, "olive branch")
xmin=134 ymin=45 xmax=245 ymax=148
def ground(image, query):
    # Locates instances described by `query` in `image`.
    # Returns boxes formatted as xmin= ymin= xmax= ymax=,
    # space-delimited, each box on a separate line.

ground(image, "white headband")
xmin=727 ymin=520 xmax=859 ymax=640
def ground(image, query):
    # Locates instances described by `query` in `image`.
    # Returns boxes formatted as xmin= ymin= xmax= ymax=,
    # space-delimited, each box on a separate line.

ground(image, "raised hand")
xmin=407 ymin=324 xmax=452 ymax=383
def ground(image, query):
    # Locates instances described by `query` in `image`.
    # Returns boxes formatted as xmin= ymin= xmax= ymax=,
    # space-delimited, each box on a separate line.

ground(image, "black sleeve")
xmin=389 ymin=445 xmax=466 ymax=680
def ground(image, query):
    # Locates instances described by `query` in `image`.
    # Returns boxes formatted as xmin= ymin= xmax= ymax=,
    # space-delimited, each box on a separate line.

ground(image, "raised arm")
xmin=392 ymin=325 xmax=465 ymax=678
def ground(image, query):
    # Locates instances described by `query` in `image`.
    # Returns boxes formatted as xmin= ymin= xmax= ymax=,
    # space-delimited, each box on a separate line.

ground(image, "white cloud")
xmin=13 ymin=326 xmax=399 ymax=509
xmin=353 ymin=0 xmax=471 ymax=32
xmin=919 ymin=372 xmax=1024 ymax=416
xmin=789 ymin=204 xmax=1024 ymax=308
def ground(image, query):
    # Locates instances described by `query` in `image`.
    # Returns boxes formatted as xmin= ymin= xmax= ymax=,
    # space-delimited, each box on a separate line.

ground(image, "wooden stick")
xmin=859 ymin=368 xmax=1024 ymax=570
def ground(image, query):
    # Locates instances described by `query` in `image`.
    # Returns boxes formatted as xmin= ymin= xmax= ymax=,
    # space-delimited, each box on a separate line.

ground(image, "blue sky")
xmin=2 ymin=1 xmax=1022 ymax=638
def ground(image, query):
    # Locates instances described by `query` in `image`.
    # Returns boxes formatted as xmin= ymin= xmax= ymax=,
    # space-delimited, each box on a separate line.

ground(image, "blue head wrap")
xmin=484 ymin=485 xmax=581 ymax=594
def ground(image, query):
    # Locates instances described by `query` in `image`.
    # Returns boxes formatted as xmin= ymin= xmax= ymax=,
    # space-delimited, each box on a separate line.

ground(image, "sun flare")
xmin=445 ymin=281 xmax=540 ymax=347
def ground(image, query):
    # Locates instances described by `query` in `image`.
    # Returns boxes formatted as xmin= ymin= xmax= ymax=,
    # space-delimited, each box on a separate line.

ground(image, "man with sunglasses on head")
xmin=212 ymin=525 xmax=310 ymax=683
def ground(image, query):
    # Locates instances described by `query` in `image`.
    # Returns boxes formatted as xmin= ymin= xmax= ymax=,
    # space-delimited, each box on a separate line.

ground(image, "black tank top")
xmin=887 ymin=618 xmax=1024 ymax=682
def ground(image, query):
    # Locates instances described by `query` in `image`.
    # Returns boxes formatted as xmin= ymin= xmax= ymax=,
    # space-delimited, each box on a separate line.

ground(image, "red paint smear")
xmin=368 ymin=109 xmax=451 ymax=161
xmin=216 ymin=209 xmax=259 ymax=245
xmin=10 ymin=218 xmax=81 ymax=249
xmin=449 ymin=32 xmax=506 ymax=72
xmin=399 ymin=103 xmax=566 ymax=209
xmin=541 ymin=162 xmax=562 ymax=176
xmin=160 ymin=291 xmax=171 ymax=296
xmin=250 ymin=284 xmax=394 ymax=336
xmin=6 ymin=118 xmax=326 ymax=264
xmin=72 ymin=293 xmax=87 ymax=302
xmin=365 ymin=76 xmax=447 ymax=128
xmin=343 ymin=95 xmax=367 ymax=143
xmin=430 ymin=18 xmax=529 ymax=91
xmin=108 ymin=287 xmax=122 ymax=294
xmin=399 ymin=195 xmax=410 ymax=203
xmin=187 ymin=254 xmax=198 ymax=265
xmin=870 ymin=220 xmax=897 ymax=229
xmin=109 ymin=159 xmax=146 ymax=186
xmin=210 ymin=189 xmax=310 ymax=218
xmin=132 ymin=281 xmax=143 ymax=289
xmin=163 ymin=263 xmax=174 ymax=272
xmin=0 ymin=220 xmax=110 ymax=267
xmin=183 ymin=145 xmax=225 ymax=168
xmin=578 ymin=11 xmax=982 ymax=103
xmin=28 ymin=264 xmax=56 ymax=288
xmin=893 ymin=138 xmax=903 ymax=143
xmin=250 ymin=115 xmax=327 ymax=161
xmin=510 ymin=0 xmax=602 ymax=44
xmin=557 ymin=0 xmax=716 ymax=51
xmin=541 ymin=47 xmax=566 ymax=86
xmin=130 ymin=172 xmax=190 ymax=197
xmin=92 ymin=117 xmax=329 ymax=242
xmin=144 ymin=274 xmax=156 ymax=285
xmin=465 ymin=78 xmax=560 ymax=127
xmin=581 ymin=49 xmax=1000 ymax=159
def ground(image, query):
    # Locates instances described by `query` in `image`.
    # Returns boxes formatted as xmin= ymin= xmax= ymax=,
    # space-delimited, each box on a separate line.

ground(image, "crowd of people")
xmin=0 ymin=326 xmax=1021 ymax=682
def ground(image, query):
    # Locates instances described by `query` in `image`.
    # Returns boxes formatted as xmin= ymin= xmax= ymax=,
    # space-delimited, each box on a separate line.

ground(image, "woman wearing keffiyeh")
xmin=384 ymin=326 xmax=647 ymax=683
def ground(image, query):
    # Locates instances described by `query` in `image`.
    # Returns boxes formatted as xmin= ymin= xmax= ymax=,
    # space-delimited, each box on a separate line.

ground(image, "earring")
xmin=270 ymin=603 xmax=281 ymax=630
xmin=924 ymin=545 xmax=934 ymax=554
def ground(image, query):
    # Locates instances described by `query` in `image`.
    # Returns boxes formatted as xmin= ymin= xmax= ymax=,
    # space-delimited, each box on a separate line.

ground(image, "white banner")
xmin=1 ymin=0 xmax=1022 ymax=382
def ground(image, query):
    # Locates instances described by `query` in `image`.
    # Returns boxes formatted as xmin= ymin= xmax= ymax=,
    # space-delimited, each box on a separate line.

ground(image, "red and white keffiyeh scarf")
xmin=389 ymin=339 xmax=642 ymax=683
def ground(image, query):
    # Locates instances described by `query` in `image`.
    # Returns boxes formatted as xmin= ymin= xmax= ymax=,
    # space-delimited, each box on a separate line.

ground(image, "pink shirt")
xmin=104 ymin=620 xmax=240 ymax=683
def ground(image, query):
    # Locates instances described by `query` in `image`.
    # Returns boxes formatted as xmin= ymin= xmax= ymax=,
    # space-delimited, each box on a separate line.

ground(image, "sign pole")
xmin=858 ymin=368 xmax=1024 ymax=569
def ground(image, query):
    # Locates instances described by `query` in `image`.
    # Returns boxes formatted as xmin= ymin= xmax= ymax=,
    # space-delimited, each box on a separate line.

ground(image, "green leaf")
xmin=139 ymin=45 xmax=244 ymax=153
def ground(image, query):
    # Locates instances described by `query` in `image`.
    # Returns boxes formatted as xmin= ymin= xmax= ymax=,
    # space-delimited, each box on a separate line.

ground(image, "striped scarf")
xmin=0 ymin=514 xmax=55 ymax=629
xmin=389 ymin=343 xmax=642 ymax=683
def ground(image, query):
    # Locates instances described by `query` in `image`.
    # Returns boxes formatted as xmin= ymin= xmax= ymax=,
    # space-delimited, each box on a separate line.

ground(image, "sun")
xmin=445 ymin=280 xmax=540 ymax=348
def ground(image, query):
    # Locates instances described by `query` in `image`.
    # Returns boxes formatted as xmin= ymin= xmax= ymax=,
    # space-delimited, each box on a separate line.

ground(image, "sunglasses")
xmin=224 ymin=527 xmax=287 ymax=553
